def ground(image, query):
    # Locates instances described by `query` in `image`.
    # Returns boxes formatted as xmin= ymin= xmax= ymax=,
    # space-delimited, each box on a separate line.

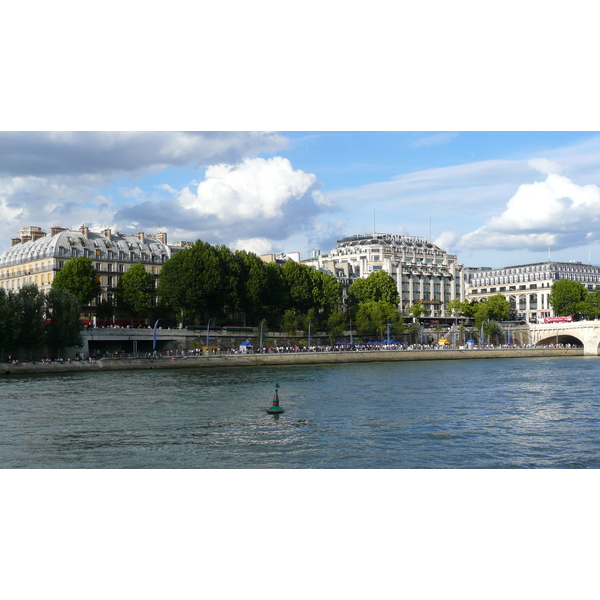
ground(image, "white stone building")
xmin=305 ymin=233 xmax=465 ymax=317
xmin=0 ymin=225 xmax=181 ymax=321
xmin=465 ymin=261 xmax=600 ymax=322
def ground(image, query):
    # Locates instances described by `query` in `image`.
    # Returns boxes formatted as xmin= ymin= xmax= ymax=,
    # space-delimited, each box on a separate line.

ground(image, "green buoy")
xmin=267 ymin=383 xmax=285 ymax=414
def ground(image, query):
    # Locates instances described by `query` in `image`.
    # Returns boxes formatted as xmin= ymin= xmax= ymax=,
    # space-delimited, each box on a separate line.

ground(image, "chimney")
xmin=51 ymin=226 xmax=67 ymax=236
xmin=31 ymin=229 xmax=46 ymax=241
xmin=103 ymin=228 xmax=112 ymax=239
xmin=79 ymin=224 xmax=90 ymax=238
xmin=156 ymin=231 xmax=167 ymax=245
xmin=21 ymin=235 xmax=32 ymax=243
xmin=12 ymin=237 xmax=21 ymax=246
xmin=137 ymin=231 xmax=145 ymax=242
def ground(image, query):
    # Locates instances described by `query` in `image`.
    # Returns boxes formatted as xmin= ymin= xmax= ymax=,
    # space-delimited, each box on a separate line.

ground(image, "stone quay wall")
xmin=1 ymin=347 xmax=584 ymax=375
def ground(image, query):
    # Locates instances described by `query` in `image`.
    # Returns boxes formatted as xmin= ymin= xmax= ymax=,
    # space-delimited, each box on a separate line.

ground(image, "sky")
xmin=2 ymin=131 xmax=600 ymax=269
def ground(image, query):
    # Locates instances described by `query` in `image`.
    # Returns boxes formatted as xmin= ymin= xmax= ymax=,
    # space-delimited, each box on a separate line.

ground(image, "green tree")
xmin=356 ymin=300 xmax=403 ymax=340
xmin=45 ymin=287 xmax=83 ymax=356
xmin=446 ymin=298 xmax=475 ymax=320
xmin=483 ymin=320 xmax=503 ymax=345
xmin=408 ymin=302 xmax=428 ymax=320
xmin=117 ymin=263 xmax=156 ymax=321
xmin=0 ymin=289 xmax=19 ymax=361
xmin=282 ymin=261 xmax=315 ymax=314
xmin=549 ymin=279 xmax=589 ymax=318
xmin=281 ymin=309 xmax=300 ymax=336
xmin=326 ymin=310 xmax=346 ymax=343
xmin=16 ymin=284 xmax=46 ymax=359
xmin=347 ymin=271 xmax=399 ymax=317
xmin=51 ymin=257 xmax=101 ymax=305
xmin=227 ymin=249 xmax=269 ymax=323
xmin=311 ymin=269 xmax=342 ymax=320
xmin=262 ymin=262 xmax=289 ymax=324
xmin=157 ymin=240 xmax=226 ymax=325
xmin=473 ymin=294 xmax=511 ymax=328
xmin=364 ymin=271 xmax=399 ymax=305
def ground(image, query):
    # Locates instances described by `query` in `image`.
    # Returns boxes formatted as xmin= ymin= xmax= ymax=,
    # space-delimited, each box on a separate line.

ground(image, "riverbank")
xmin=0 ymin=347 xmax=585 ymax=374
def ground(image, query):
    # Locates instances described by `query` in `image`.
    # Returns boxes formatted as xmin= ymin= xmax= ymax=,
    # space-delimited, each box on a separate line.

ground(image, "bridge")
xmin=527 ymin=321 xmax=600 ymax=355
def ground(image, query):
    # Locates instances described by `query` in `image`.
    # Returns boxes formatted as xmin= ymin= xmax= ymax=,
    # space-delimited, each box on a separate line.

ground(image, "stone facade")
xmin=465 ymin=261 xmax=600 ymax=322
xmin=0 ymin=225 xmax=181 ymax=320
xmin=304 ymin=233 xmax=465 ymax=317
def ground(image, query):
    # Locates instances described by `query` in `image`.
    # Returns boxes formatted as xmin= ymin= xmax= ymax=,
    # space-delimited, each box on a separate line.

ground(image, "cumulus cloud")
xmin=230 ymin=237 xmax=275 ymax=255
xmin=0 ymin=132 xmax=291 ymax=250
xmin=114 ymin=156 xmax=328 ymax=246
xmin=434 ymin=230 xmax=459 ymax=251
xmin=179 ymin=157 xmax=324 ymax=220
xmin=459 ymin=173 xmax=600 ymax=251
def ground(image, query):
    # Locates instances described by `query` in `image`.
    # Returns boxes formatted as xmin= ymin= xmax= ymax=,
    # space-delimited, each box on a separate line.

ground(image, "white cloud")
xmin=459 ymin=174 xmax=600 ymax=251
xmin=411 ymin=132 xmax=459 ymax=148
xmin=434 ymin=230 xmax=459 ymax=251
xmin=528 ymin=158 xmax=563 ymax=175
xmin=230 ymin=237 xmax=274 ymax=255
xmin=120 ymin=186 xmax=145 ymax=199
xmin=179 ymin=156 xmax=323 ymax=222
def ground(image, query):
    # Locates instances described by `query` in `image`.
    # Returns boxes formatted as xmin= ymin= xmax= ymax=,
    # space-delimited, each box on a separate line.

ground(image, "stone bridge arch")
xmin=530 ymin=321 xmax=600 ymax=355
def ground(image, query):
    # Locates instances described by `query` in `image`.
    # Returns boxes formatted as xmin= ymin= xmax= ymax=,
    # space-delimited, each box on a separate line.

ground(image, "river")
xmin=2 ymin=355 xmax=599 ymax=468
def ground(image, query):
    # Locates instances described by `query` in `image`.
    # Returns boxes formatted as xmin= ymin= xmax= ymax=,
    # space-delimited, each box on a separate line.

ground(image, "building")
xmin=304 ymin=233 xmax=465 ymax=318
xmin=465 ymin=260 xmax=600 ymax=322
xmin=260 ymin=251 xmax=301 ymax=265
xmin=0 ymin=225 xmax=180 ymax=321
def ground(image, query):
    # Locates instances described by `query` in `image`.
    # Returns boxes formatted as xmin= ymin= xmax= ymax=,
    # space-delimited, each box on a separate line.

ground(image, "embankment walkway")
xmin=0 ymin=347 xmax=585 ymax=375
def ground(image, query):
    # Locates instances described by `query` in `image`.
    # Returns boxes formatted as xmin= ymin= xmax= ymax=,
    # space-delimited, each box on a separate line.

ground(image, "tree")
xmin=281 ymin=309 xmax=300 ymax=337
xmin=262 ymin=262 xmax=289 ymax=325
xmin=483 ymin=320 xmax=503 ymax=345
xmin=549 ymin=279 xmax=589 ymax=318
xmin=446 ymin=298 xmax=475 ymax=320
xmin=347 ymin=271 xmax=399 ymax=317
xmin=326 ymin=310 xmax=346 ymax=343
xmin=282 ymin=261 xmax=315 ymax=314
xmin=0 ymin=289 xmax=19 ymax=361
xmin=157 ymin=240 xmax=226 ymax=325
xmin=356 ymin=300 xmax=403 ymax=340
xmin=311 ymin=269 xmax=342 ymax=321
xmin=117 ymin=263 xmax=156 ymax=321
xmin=473 ymin=294 xmax=511 ymax=328
xmin=51 ymin=257 xmax=101 ymax=305
xmin=364 ymin=271 xmax=399 ymax=306
xmin=16 ymin=284 xmax=46 ymax=359
xmin=45 ymin=287 xmax=83 ymax=356
xmin=408 ymin=302 xmax=428 ymax=320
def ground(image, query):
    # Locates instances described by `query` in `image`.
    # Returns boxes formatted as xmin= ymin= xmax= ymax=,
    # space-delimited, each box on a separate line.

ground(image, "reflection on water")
xmin=1 ymin=356 xmax=600 ymax=468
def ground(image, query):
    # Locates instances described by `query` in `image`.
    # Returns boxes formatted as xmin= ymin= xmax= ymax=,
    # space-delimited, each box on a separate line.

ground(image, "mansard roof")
xmin=0 ymin=228 xmax=173 ymax=267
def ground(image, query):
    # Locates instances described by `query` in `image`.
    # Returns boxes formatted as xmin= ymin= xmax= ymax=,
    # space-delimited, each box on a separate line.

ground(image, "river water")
xmin=1 ymin=355 xmax=600 ymax=468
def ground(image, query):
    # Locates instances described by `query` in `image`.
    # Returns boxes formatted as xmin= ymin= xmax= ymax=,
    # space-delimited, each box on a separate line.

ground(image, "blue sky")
xmin=2 ymin=131 xmax=600 ymax=269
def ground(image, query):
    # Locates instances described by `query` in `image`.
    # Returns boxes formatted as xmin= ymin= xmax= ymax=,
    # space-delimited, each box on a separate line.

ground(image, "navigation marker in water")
xmin=267 ymin=383 xmax=285 ymax=414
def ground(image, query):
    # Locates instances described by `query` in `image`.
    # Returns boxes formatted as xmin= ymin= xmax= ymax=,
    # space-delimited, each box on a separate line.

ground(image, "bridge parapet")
xmin=529 ymin=320 xmax=600 ymax=355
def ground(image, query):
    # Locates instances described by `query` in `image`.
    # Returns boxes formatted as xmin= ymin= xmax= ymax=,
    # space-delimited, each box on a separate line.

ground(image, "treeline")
xmin=0 ymin=286 xmax=82 ymax=360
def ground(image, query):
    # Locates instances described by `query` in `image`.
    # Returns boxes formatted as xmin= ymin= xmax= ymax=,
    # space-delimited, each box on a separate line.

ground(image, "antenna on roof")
xmin=429 ymin=215 xmax=432 ymax=242
xmin=373 ymin=209 xmax=376 ymax=235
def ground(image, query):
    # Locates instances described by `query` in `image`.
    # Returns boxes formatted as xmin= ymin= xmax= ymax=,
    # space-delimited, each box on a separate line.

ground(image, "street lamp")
xmin=308 ymin=319 xmax=312 ymax=348
xmin=259 ymin=319 xmax=265 ymax=350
